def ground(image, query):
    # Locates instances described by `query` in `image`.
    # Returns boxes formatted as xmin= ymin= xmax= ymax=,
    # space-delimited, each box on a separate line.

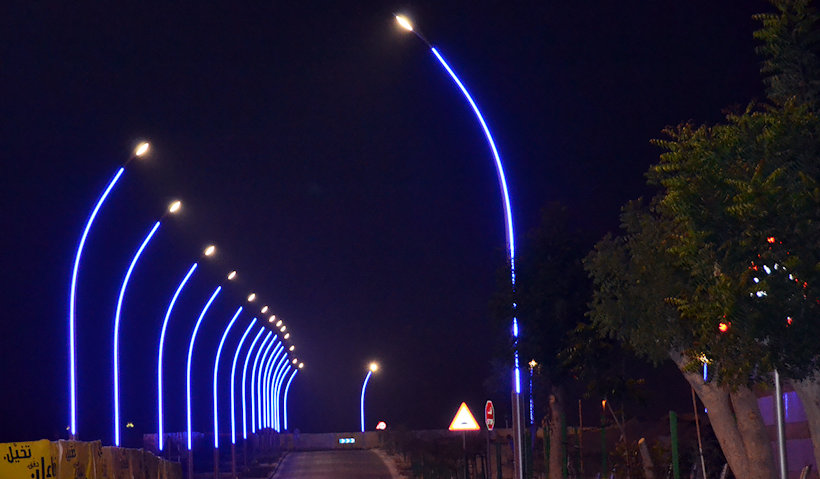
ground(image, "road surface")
xmin=272 ymin=450 xmax=398 ymax=478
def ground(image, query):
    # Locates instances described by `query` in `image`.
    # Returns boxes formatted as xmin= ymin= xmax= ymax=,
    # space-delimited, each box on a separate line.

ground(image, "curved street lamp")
xmin=211 ymin=306 xmax=243 ymax=478
xmin=157 ymin=244 xmax=215 ymax=452
xmin=241 ymin=330 xmax=269 ymax=438
xmin=69 ymin=141 xmax=148 ymax=439
xmin=249 ymin=332 xmax=274 ymax=434
xmin=185 ymin=285 xmax=222 ymax=479
xmin=228 ymin=318 xmax=257 ymax=479
xmin=254 ymin=336 xmax=277 ymax=431
xmin=282 ymin=368 xmax=299 ymax=431
xmin=261 ymin=342 xmax=284 ymax=428
xmin=270 ymin=354 xmax=289 ymax=431
xmin=113 ymin=200 xmax=180 ymax=446
xmin=360 ymin=362 xmax=379 ymax=433
xmin=395 ymin=15 xmax=523 ymax=477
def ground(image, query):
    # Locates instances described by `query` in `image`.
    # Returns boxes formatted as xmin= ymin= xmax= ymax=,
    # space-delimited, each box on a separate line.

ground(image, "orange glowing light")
xmin=767 ymin=237 xmax=776 ymax=243
xmin=718 ymin=322 xmax=730 ymax=333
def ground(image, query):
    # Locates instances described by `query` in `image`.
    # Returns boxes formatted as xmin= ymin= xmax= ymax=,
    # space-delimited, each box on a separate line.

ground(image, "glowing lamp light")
xmin=135 ymin=142 xmax=150 ymax=157
xmin=168 ymin=200 xmax=182 ymax=214
xmin=275 ymin=319 xmax=282 ymax=327
xmin=376 ymin=421 xmax=387 ymax=431
xmin=369 ymin=362 xmax=379 ymax=373
xmin=768 ymin=236 xmax=776 ymax=244
xmin=718 ymin=322 xmax=730 ymax=333
xmin=787 ymin=316 xmax=794 ymax=326
xmin=289 ymin=345 xmax=295 ymax=352
xmin=395 ymin=14 xmax=413 ymax=31
xmin=247 ymin=293 xmax=256 ymax=302
xmin=283 ymin=333 xmax=290 ymax=340
xmin=227 ymin=270 xmax=237 ymax=280
xmin=280 ymin=326 xmax=286 ymax=332
xmin=204 ymin=245 xmax=216 ymax=256
xmin=298 ymin=363 xmax=304 ymax=369
xmin=292 ymin=358 xmax=298 ymax=364
xmin=602 ymin=399 xmax=607 ymax=412
xmin=126 ymin=422 xmax=134 ymax=429
xmin=261 ymin=306 xmax=269 ymax=314
xmin=268 ymin=315 xmax=276 ymax=323
xmin=528 ymin=359 xmax=537 ymax=368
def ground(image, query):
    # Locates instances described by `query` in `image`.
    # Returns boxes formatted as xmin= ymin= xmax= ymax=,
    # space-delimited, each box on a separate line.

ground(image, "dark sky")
xmin=1 ymin=1 xmax=769 ymax=443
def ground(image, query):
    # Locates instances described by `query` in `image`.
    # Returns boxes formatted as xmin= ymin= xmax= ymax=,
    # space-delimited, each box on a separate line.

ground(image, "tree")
xmin=585 ymin=1 xmax=820 ymax=476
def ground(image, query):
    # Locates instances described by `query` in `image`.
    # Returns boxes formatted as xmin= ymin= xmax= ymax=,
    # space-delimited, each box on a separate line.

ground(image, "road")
xmin=272 ymin=450 xmax=398 ymax=479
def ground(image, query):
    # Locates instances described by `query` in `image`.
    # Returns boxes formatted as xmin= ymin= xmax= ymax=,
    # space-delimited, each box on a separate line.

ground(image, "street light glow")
xmin=204 ymin=245 xmax=216 ymax=256
xmin=247 ymin=293 xmax=256 ymax=302
xmin=280 ymin=325 xmax=286 ymax=332
xmin=298 ymin=362 xmax=304 ymax=369
xmin=227 ymin=270 xmax=237 ymax=280
xmin=168 ymin=200 xmax=182 ymax=214
xmin=283 ymin=333 xmax=290 ymax=340
xmin=275 ymin=319 xmax=283 ymax=327
xmin=289 ymin=345 xmax=295 ymax=352
xmin=369 ymin=362 xmax=379 ymax=373
xmin=135 ymin=142 xmax=150 ymax=157
xmin=395 ymin=15 xmax=413 ymax=31
xmin=269 ymin=315 xmax=276 ymax=323
xmin=261 ymin=306 xmax=269 ymax=314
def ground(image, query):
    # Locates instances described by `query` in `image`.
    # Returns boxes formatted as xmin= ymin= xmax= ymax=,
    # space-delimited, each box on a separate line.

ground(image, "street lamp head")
xmin=227 ymin=270 xmax=237 ymax=281
xmin=280 ymin=325 xmax=286 ymax=332
xmin=395 ymin=15 xmax=414 ymax=32
xmin=275 ymin=319 xmax=283 ymax=327
xmin=289 ymin=345 xmax=295 ymax=352
xmin=528 ymin=359 xmax=537 ymax=369
xmin=168 ymin=200 xmax=182 ymax=214
xmin=283 ymin=333 xmax=290 ymax=340
xmin=247 ymin=293 xmax=256 ymax=302
xmin=298 ymin=362 xmax=304 ymax=369
xmin=261 ymin=305 xmax=269 ymax=314
xmin=268 ymin=315 xmax=276 ymax=323
xmin=204 ymin=245 xmax=216 ymax=257
xmin=135 ymin=142 xmax=150 ymax=157
xmin=369 ymin=362 xmax=379 ymax=373
xmin=292 ymin=358 xmax=298 ymax=365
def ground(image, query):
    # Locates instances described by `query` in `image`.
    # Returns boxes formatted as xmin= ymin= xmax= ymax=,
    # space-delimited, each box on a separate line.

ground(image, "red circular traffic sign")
xmin=485 ymin=401 xmax=495 ymax=431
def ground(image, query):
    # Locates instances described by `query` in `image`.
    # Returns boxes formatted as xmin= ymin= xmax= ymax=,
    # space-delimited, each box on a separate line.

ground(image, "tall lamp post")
xmin=282 ymin=365 xmax=301 ymax=432
xmin=360 ymin=362 xmax=379 ymax=433
xmin=113 ymin=200 xmax=181 ymax=447
xmin=395 ymin=15 xmax=524 ymax=478
xmin=69 ymin=141 xmax=149 ymax=439
xmin=212 ymin=306 xmax=243 ymax=478
xmin=157 ymin=244 xmax=217 ymax=453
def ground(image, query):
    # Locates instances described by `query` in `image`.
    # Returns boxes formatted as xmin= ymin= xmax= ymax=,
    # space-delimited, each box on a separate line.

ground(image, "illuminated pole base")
xmin=231 ymin=443 xmax=237 ymax=479
xmin=512 ymin=390 xmax=524 ymax=479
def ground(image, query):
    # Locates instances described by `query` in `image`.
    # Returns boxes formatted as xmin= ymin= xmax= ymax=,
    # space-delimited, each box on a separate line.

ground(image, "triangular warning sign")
xmin=448 ymin=402 xmax=480 ymax=431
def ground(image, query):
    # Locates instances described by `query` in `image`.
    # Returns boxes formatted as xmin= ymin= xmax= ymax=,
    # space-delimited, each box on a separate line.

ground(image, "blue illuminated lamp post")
xmin=157 ymin=244 xmax=216 ymax=453
xmin=276 ymin=359 xmax=296 ymax=431
xmin=241 ymin=329 xmax=267 ymax=440
xmin=270 ymin=354 xmax=289 ymax=431
xmin=395 ymin=15 xmax=524 ymax=478
xmin=282 ymin=366 xmax=300 ymax=432
xmin=249 ymin=332 xmax=274 ymax=435
xmin=229 ymin=318 xmax=257 ymax=479
xmin=68 ymin=141 xmax=149 ymax=440
xmin=261 ymin=342 xmax=284 ymax=429
xmin=113 ymin=200 xmax=182 ymax=446
xmin=360 ymin=362 xmax=379 ymax=433
xmin=186 ymin=272 xmax=231 ymax=479
xmin=254 ymin=337 xmax=278 ymax=432
xmin=211 ymin=306 xmax=243 ymax=478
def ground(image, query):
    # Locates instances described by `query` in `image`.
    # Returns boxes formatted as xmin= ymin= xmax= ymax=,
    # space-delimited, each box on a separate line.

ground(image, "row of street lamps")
xmin=67 ymin=142 xmax=305 ymax=479
xmin=68 ymin=12 xmax=525 ymax=477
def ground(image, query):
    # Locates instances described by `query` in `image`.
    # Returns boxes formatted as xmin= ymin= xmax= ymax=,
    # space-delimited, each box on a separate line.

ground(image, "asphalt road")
xmin=272 ymin=450 xmax=397 ymax=478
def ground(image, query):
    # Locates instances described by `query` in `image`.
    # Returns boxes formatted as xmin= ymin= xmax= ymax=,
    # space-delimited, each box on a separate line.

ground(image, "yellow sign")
xmin=448 ymin=402 xmax=480 ymax=431
xmin=0 ymin=440 xmax=55 ymax=479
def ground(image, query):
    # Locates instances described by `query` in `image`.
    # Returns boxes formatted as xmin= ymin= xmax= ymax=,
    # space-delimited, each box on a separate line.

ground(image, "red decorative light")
xmin=767 ymin=237 xmax=776 ymax=243
xmin=787 ymin=316 xmax=793 ymax=326
xmin=718 ymin=322 xmax=730 ymax=333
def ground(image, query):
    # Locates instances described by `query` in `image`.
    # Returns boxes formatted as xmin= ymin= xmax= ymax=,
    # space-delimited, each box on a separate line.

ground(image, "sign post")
xmin=486 ymin=401 xmax=495 ymax=478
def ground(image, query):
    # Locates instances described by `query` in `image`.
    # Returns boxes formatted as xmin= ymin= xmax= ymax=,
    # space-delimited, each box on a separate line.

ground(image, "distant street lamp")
xmin=186 ymin=285 xmax=223 ymax=479
xmin=395 ymin=15 xmax=524 ymax=478
xmin=69 ymin=141 xmax=148 ymax=439
xmin=228 ymin=318 xmax=257 ymax=479
xmin=113 ymin=200 xmax=181 ymax=446
xmin=360 ymin=362 xmax=379 ymax=432
xmin=212 ymin=306 xmax=243 ymax=478
xmin=282 ymin=368 xmax=299 ymax=432
xmin=268 ymin=354 xmax=289 ymax=430
xmin=260 ymin=342 xmax=284 ymax=428
xmin=241 ymin=329 xmax=268 ymax=439
xmin=157 ymin=244 xmax=215 ymax=452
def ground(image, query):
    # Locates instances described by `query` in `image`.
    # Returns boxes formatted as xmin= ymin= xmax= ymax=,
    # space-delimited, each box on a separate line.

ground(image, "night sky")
xmin=1 ymin=1 xmax=769 ymax=443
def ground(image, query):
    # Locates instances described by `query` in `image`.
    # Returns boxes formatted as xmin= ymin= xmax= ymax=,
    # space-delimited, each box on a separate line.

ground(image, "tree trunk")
xmin=670 ymin=352 xmax=776 ymax=479
xmin=791 ymin=374 xmax=820 ymax=472
xmin=548 ymin=392 xmax=564 ymax=479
